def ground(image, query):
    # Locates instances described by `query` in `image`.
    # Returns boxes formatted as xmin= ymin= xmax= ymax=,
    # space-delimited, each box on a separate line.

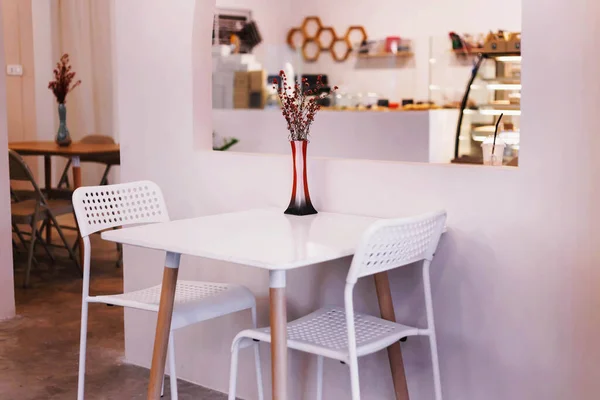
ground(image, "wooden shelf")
xmin=358 ymin=51 xmax=413 ymax=59
xmin=451 ymin=49 xmax=521 ymax=57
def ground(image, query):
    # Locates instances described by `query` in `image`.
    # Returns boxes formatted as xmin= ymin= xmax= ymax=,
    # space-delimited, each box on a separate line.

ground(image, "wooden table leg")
xmin=44 ymin=155 xmax=52 ymax=244
xmin=374 ymin=271 xmax=410 ymax=400
xmin=71 ymin=156 xmax=84 ymax=266
xmin=269 ymin=270 xmax=287 ymax=399
xmin=147 ymin=252 xmax=180 ymax=399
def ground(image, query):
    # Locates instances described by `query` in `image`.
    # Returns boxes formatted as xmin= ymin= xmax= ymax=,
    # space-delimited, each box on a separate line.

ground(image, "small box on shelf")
xmin=249 ymin=70 xmax=266 ymax=91
xmin=506 ymin=33 xmax=521 ymax=53
xmin=234 ymin=71 xmax=250 ymax=88
xmin=483 ymin=36 xmax=507 ymax=53
xmin=233 ymin=91 xmax=250 ymax=109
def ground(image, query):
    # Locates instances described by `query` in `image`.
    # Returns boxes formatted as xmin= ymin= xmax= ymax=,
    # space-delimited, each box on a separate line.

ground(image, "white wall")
xmin=31 ymin=0 xmax=58 ymax=182
xmin=115 ymin=1 xmax=600 ymax=400
xmin=0 ymin=1 xmax=16 ymax=320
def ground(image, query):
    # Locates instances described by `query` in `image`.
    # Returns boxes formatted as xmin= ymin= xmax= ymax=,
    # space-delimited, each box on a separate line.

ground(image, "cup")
xmin=481 ymin=137 xmax=505 ymax=166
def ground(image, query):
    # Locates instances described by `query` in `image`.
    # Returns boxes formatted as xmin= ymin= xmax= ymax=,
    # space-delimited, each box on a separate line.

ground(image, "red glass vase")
xmin=284 ymin=140 xmax=317 ymax=216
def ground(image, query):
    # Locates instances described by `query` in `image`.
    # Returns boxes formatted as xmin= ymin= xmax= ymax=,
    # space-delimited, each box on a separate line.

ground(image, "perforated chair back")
xmin=347 ymin=210 xmax=446 ymax=284
xmin=72 ymin=180 xmax=170 ymax=238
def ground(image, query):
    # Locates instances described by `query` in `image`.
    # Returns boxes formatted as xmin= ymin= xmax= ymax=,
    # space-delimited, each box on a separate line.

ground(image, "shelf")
xmin=463 ymin=106 xmax=521 ymax=116
xmin=493 ymin=55 xmax=521 ymax=62
xmin=358 ymin=51 xmax=414 ymax=59
xmin=451 ymin=154 xmax=518 ymax=167
xmin=479 ymin=103 xmax=520 ymax=110
xmin=481 ymin=77 xmax=521 ymax=84
xmin=469 ymin=83 xmax=521 ymax=91
xmin=452 ymin=49 xmax=481 ymax=56
xmin=451 ymin=49 xmax=521 ymax=59
xmin=485 ymin=83 xmax=522 ymax=91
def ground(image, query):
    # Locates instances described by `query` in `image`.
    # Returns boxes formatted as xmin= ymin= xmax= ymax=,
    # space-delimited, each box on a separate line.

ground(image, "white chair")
xmin=229 ymin=210 xmax=446 ymax=400
xmin=72 ymin=181 xmax=263 ymax=400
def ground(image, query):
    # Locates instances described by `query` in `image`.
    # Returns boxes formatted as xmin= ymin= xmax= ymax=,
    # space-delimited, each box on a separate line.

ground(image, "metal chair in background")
xmin=8 ymin=150 xmax=81 ymax=287
xmin=54 ymin=134 xmax=122 ymax=265
xmin=11 ymin=187 xmax=55 ymax=268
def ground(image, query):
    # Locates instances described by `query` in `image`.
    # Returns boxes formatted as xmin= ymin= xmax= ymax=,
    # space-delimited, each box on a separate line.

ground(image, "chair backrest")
xmin=8 ymin=150 xmax=44 ymax=198
xmin=346 ymin=210 xmax=447 ymax=284
xmin=79 ymin=134 xmax=119 ymax=165
xmin=72 ymin=180 xmax=170 ymax=237
xmin=80 ymin=134 xmax=116 ymax=145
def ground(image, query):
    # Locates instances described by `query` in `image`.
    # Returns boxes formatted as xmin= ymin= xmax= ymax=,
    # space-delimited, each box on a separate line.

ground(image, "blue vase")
xmin=56 ymin=103 xmax=72 ymax=147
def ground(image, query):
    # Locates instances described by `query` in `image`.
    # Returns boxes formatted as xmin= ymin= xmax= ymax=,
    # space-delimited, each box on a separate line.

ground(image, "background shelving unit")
xmin=452 ymin=52 xmax=521 ymax=164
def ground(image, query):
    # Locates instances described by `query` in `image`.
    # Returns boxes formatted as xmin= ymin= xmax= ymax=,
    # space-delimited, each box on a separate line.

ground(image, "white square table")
xmin=102 ymin=209 xmax=411 ymax=400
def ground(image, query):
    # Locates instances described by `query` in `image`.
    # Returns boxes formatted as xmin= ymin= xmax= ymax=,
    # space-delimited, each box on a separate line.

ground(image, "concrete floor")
xmin=1 ymin=225 xmax=227 ymax=400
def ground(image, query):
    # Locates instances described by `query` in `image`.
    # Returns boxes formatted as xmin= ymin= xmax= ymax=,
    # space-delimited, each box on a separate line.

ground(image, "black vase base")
xmin=284 ymin=204 xmax=318 ymax=216
xmin=56 ymin=140 xmax=72 ymax=147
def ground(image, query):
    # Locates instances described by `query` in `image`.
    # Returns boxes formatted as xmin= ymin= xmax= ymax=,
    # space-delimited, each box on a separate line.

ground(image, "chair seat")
xmin=234 ymin=307 xmax=420 ymax=362
xmin=11 ymin=198 xmax=74 ymax=222
xmin=80 ymin=154 xmax=120 ymax=164
xmin=89 ymin=280 xmax=255 ymax=330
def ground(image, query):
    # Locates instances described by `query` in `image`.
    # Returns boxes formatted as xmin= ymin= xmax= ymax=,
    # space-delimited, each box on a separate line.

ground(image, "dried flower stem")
xmin=48 ymin=54 xmax=81 ymax=104
xmin=273 ymin=71 xmax=337 ymax=141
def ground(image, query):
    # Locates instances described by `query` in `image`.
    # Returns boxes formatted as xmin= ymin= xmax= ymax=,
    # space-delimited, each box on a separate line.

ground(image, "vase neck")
xmin=290 ymin=140 xmax=307 ymax=153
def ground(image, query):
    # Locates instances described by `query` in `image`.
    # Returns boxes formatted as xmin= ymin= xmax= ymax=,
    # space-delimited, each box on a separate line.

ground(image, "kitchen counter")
xmin=213 ymin=109 xmax=459 ymax=163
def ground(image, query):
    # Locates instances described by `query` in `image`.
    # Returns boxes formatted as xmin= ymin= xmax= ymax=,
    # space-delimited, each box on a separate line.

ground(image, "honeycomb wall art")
xmin=287 ymin=17 xmax=368 ymax=63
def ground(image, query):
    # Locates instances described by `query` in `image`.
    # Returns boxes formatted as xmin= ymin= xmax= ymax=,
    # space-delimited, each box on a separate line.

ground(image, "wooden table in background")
xmin=8 ymin=141 xmax=120 ymax=265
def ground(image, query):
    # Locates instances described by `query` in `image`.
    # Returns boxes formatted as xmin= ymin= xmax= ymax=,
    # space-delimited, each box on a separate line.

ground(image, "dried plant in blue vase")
xmin=48 ymin=54 xmax=81 ymax=147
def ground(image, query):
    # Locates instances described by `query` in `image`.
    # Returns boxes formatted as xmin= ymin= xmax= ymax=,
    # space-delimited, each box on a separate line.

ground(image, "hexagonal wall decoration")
xmin=287 ymin=28 xmax=304 ymax=50
xmin=345 ymin=26 xmax=368 ymax=50
xmin=301 ymin=16 xmax=322 ymax=40
xmin=302 ymin=39 xmax=321 ymax=62
xmin=317 ymin=27 xmax=337 ymax=51
xmin=287 ymin=18 xmax=368 ymax=62
xmin=331 ymin=38 xmax=352 ymax=62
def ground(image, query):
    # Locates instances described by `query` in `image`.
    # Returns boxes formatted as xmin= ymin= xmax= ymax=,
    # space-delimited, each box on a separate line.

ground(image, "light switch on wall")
xmin=6 ymin=65 xmax=23 ymax=76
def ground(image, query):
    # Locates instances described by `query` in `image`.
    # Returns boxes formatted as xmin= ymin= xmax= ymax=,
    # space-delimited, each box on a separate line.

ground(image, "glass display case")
xmin=454 ymin=53 xmax=521 ymax=164
xmin=427 ymin=35 xmax=521 ymax=165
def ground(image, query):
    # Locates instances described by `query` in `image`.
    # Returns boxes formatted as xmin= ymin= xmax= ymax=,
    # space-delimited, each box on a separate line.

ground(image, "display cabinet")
xmin=452 ymin=52 xmax=521 ymax=164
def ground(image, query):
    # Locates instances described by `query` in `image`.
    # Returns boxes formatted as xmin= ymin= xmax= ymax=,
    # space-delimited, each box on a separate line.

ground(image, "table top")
xmin=101 ymin=209 xmax=380 ymax=270
xmin=9 ymin=141 xmax=120 ymax=156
